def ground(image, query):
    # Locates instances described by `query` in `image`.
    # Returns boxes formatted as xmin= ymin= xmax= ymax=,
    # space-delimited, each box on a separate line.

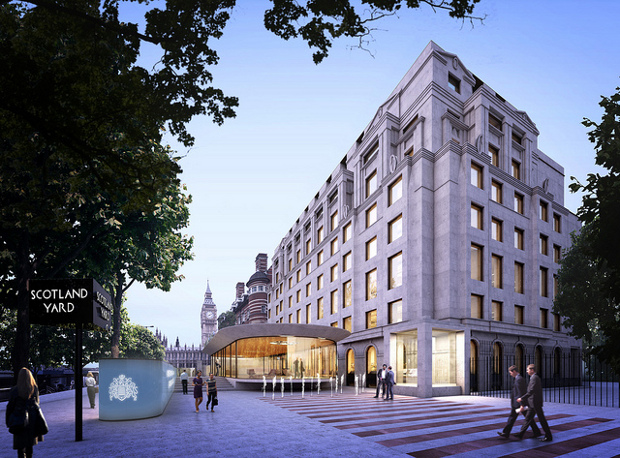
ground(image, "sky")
xmin=123 ymin=0 xmax=620 ymax=348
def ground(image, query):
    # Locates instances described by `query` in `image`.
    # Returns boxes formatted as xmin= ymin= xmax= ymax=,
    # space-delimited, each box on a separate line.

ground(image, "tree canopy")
xmin=555 ymin=85 xmax=620 ymax=374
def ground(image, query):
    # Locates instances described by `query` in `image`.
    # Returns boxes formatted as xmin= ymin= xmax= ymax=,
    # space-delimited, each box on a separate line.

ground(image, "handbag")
xmin=212 ymin=395 xmax=218 ymax=406
xmin=27 ymin=400 xmax=49 ymax=436
xmin=7 ymin=405 xmax=29 ymax=434
xmin=95 ymin=386 xmax=99 ymax=394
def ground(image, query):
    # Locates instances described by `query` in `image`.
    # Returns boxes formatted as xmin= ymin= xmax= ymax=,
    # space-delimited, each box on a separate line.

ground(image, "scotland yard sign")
xmin=29 ymin=278 xmax=112 ymax=330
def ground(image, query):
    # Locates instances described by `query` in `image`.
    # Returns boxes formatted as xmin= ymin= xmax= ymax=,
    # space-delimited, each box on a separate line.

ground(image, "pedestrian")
xmin=515 ymin=364 xmax=552 ymax=442
xmin=299 ymin=358 xmax=305 ymax=378
xmin=205 ymin=373 xmax=217 ymax=412
xmin=293 ymin=358 xmax=300 ymax=378
xmin=384 ymin=366 xmax=396 ymax=400
xmin=374 ymin=364 xmax=387 ymax=398
xmin=192 ymin=370 xmax=204 ymax=413
xmin=497 ymin=365 xmax=540 ymax=438
xmin=84 ymin=371 xmax=97 ymax=409
xmin=180 ymin=370 xmax=189 ymax=395
xmin=5 ymin=368 xmax=47 ymax=458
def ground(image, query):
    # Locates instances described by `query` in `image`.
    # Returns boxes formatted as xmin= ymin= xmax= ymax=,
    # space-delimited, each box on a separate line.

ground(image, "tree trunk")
xmin=11 ymin=233 xmax=33 ymax=381
xmin=110 ymin=275 xmax=124 ymax=358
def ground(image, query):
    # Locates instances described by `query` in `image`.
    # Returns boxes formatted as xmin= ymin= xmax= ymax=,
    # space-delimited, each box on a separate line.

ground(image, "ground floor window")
xmin=432 ymin=329 xmax=457 ymax=386
xmin=395 ymin=331 xmax=418 ymax=386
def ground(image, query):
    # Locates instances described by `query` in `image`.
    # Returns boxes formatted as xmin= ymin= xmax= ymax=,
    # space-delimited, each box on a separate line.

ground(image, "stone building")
xmin=266 ymin=41 xmax=581 ymax=397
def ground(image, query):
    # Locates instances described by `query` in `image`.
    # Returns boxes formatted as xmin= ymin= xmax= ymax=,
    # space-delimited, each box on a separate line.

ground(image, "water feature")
xmin=340 ymin=374 xmax=344 ymax=394
xmin=272 ymin=376 xmax=276 ymax=400
xmin=281 ymin=377 xmax=285 ymax=397
xmin=262 ymin=376 xmax=266 ymax=397
xmin=301 ymin=376 xmax=305 ymax=398
xmin=355 ymin=375 xmax=359 ymax=395
xmin=317 ymin=373 xmax=320 ymax=395
xmin=362 ymin=374 xmax=366 ymax=393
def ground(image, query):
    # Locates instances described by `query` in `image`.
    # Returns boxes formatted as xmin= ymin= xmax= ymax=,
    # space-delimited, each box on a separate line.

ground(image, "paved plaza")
xmin=2 ymin=387 xmax=620 ymax=457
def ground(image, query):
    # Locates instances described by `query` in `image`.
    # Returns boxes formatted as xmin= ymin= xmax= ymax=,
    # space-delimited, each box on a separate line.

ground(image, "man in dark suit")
xmin=515 ymin=364 xmax=553 ymax=442
xmin=374 ymin=364 xmax=387 ymax=398
xmin=497 ymin=365 xmax=540 ymax=438
xmin=384 ymin=365 xmax=395 ymax=400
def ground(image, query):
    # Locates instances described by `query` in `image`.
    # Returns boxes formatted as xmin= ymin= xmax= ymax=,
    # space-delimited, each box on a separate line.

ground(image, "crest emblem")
xmin=108 ymin=374 xmax=139 ymax=401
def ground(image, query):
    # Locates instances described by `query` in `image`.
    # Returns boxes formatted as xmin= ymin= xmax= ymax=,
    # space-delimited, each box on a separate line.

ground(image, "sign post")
xmin=29 ymin=278 xmax=112 ymax=442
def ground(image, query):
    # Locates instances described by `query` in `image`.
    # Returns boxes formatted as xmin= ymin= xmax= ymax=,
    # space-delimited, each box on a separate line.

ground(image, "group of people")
xmin=374 ymin=364 xmax=396 ymax=400
xmin=498 ymin=364 xmax=552 ymax=442
xmin=191 ymin=371 xmax=218 ymax=412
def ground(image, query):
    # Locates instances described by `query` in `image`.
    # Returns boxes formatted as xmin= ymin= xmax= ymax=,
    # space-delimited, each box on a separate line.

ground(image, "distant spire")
xmin=203 ymin=280 xmax=215 ymax=306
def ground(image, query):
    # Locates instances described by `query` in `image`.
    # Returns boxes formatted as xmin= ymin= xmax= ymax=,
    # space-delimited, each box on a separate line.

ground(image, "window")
xmin=540 ymin=267 xmax=549 ymax=297
xmin=366 ymin=309 xmax=377 ymax=329
xmin=343 ymin=222 xmax=352 ymax=243
xmin=366 ymin=170 xmax=377 ymax=198
xmin=471 ymin=204 xmax=483 ymax=230
xmin=471 ymin=294 xmax=483 ymax=319
xmin=491 ymin=218 xmax=503 ymax=242
xmin=471 ymin=244 xmax=483 ymax=281
xmin=515 ymin=305 xmax=524 ymax=324
xmin=514 ymin=193 xmax=524 ymax=214
xmin=296 ymin=249 xmax=301 ymax=263
xmin=343 ymin=252 xmax=352 ymax=272
xmin=492 ymin=254 xmax=503 ymax=289
xmin=330 ymin=264 xmax=339 ymax=282
xmin=448 ymin=73 xmax=461 ymax=93
xmin=540 ymin=308 xmax=548 ymax=328
xmin=540 ymin=200 xmax=549 ymax=222
xmin=363 ymin=144 xmax=378 ymax=164
xmin=489 ymin=144 xmax=499 ymax=167
xmin=296 ymin=309 xmax=301 ymax=323
xmin=289 ymin=314 xmax=293 ymax=323
xmin=317 ymin=226 xmax=324 ymax=244
xmin=540 ymin=234 xmax=548 ymax=256
xmin=489 ymin=113 xmax=502 ymax=130
xmin=305 ymin=283 xmax=311 ymax=297
xmin=366 ymin=269 xmax=377 ymax=300
xmin=512 ymin=131 xmax=523 ymax=145
xmin=366 ymin=203 xmax=378 ymax=227
xmin=514 ymin=262 xmax=524 ymax=294
xmin=305 ymin=238 xmax=311 ymax=255
xmin=288 ymin=258 xmax=292 ymax=272
xmin=288 ymin=277 xmax=292 ymax=289
xmin=365 ymin=237 xmax=377 ymax=260
xmin=330 ymin=321 xmax=338 ymax=328
xmin=330 ymin=237 xmax=339 ymax=256
xmin=553 ymin=213 xmax=562 ymax=233
xmin=330 ymin=290 xmax=338 ymax=314
xmin=288 ymin=296 xmax=292 ymax=308
xmin=296 ymin=270 xmax=301 ymax=283
xmin=306 ymin=304 xmax=311 ymax=324
xmin=331 ymin=211 xmax=339 ymax=231
xmin=388 ymin=214 xmax=403 ymax=243
xmin=343 ymin=316 xmax=352 ymax=332
xmin=343 ymin=281 xmax=352 ymax=308
xmin=388 ymin=252 xmax=403 ymax=289
xmin=553 ymin=274 xmax=559 ymax=299
xmin=296 ymin=290 xmax=301 ymax=303
xmin=511 ymin=160 xmax=521 ymax=180
xmin=491 ymin=180 xmax=502 ymax=203
xmin=388 ymin=176 xmax=403 ymax=206
xmin=317 ymin=274 xmax=323 ymax=290
xmin=388 ymin=299 xmax=403 ymax=324
xmin=492 ymin=301 xmax=503 ymax=321
xmin=317 ymin=297 xmax=324 ymax=320
xmin=514 ymin=228 xmax=524 ymax=250
xmin=471 ymin=163 xmax=483 ymax=189
xmin=553 ymin=313 xmax=561 ymax=332
xmin=317 ymin=250 xmax=324 ymax=266
xmin=306 ymin=260 xmax=311 ymax=275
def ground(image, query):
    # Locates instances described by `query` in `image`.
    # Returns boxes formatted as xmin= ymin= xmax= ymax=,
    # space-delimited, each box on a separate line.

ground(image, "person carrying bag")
xmin=5 ymin=368 xmax=48 ymax=458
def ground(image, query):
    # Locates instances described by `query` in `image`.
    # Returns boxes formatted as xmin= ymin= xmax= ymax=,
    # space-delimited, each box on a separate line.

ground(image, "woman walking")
xmin=192 ymin=370 xmax=204 ymax=412
xmin=84 ymin=371 xmax=97 ymax=409
xmin=205 ymin=374 xmax=217 ymax=412
xmin=5 ymin=368 xmax=46 ymax=458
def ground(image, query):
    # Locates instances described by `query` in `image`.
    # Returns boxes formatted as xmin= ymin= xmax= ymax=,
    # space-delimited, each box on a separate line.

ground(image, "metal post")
xmin=75 ymin=321 xmax=83 ymax=441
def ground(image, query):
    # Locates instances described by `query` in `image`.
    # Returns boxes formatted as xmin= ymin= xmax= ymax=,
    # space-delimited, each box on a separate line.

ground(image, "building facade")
xmin=266 ymin=42 xmax=581 ymax=397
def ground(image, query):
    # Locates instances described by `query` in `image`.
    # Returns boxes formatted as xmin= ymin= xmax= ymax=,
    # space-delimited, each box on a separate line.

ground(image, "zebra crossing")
xmin=261 ymin=392 xmax=620 ymax=457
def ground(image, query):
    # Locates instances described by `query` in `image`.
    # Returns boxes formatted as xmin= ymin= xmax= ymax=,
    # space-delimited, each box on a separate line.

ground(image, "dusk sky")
xmin=123 ymin=0 xmax=620 ymax=348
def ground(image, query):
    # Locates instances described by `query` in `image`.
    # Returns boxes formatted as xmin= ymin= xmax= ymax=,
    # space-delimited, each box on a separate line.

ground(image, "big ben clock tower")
xmin=201 ymin=281 xmax=218 ymax=347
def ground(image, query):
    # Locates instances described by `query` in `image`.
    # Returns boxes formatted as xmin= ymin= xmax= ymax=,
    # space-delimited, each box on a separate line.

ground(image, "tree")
xmin=70 ymin=173 xmax=193 ymax=358
xmin=553 ymin=226 xmax=613 ymax=355
xmin=558 ymin=85 xmax=620 ymax=374
xmin=1 ymin=0 xmax=483 ymax=377
xmin=218 ymin=310 xmax=236 ymax=330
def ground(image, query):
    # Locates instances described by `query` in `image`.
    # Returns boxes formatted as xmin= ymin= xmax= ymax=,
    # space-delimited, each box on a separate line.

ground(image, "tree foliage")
xmin=218 ymin=310 xmax=236 ymax=330
xmin=557 ymin=85 xmax=620 ymax=374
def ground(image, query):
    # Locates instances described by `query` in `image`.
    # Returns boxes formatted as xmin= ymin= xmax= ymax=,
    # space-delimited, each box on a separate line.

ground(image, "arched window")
xmin=515 ymin=344 xmax=525 ymax=375
xmin=554 ymin=347 xmax=562 ymax=377
xmin=346 ymin=349 xmax=355 ymax=386
xmin=470 ymin=340 xmax=478 ymax=392
xmin=366 ymin=346 xmax=377 ymax=387
xmin=535 ymin=346 xmax=543 ymax=379
xmin=492 ymin=342 xmax=503 ymax=390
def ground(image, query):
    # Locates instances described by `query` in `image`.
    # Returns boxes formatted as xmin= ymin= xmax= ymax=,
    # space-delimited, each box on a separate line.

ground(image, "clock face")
xmin=207 ymin=311 xmax=214 ymax=319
